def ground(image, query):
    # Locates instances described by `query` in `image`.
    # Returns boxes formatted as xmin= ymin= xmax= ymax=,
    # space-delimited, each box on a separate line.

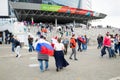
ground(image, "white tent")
xmin=0 ymin=22 xmax=37 ymax=46
xmin=0 ymin=22 xmax=29 ymax=45
xmin=0 ymin=23 xmax=14 ymax=32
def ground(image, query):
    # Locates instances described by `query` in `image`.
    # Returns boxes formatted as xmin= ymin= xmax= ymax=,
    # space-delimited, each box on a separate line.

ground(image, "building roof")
xmin=9 ymin=2 xmax=107 ymax=24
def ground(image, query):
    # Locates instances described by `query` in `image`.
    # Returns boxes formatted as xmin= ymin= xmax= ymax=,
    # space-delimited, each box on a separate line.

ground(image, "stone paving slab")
xmin=0 ymin=44 xmax=120 ymax=80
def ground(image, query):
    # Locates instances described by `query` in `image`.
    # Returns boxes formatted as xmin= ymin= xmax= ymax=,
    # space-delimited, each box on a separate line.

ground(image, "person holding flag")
xmin=34 ymin=35 xmax=54 ymax=72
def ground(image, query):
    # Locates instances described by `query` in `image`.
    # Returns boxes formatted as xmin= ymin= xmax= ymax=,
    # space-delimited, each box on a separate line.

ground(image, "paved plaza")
xmin=0 ymin=44 xmax=120 ymax=80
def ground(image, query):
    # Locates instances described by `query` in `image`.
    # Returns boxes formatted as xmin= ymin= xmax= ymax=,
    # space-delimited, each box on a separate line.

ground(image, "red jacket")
xmin=70 ymin=37 xmax=76 ymax=48
xmin=103 ymin=36 xmax=111 ymax=47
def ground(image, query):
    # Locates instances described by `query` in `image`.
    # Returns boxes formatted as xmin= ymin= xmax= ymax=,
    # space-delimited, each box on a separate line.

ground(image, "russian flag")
xmin=35 ymin=39 xmax=54 ymax=56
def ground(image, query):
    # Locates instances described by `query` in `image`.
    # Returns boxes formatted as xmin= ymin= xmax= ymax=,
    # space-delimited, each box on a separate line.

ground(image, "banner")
xmin=40 ymin=4 xmax=93 ymax=16
xmin=41 ymin=4 xmax=62 ymax=12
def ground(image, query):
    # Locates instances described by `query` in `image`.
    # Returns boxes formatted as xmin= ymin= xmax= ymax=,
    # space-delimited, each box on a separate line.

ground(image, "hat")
xmin=72 ymin=33 xmax=75 ymax=37
xmin=72 ymin=32 xmax=75 ymax=35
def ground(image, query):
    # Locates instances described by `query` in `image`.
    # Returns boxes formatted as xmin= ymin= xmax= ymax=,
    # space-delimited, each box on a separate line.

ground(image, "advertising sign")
xmin=40 ymin=4 xmax=93 ymax=16
xmin=41 ymin=4 xmax=62 ymax=12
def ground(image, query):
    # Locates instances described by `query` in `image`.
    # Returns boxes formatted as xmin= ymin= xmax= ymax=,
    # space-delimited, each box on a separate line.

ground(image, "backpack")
xmin=82 ymin=39 xmax=86 ymax=44
xmin=78 ymin=37 xmax=83 ymax=42
xmin=79 ymin=37 xmax=86 ymax=44
xmin=70 ymin=38 xmax=76 ymax=48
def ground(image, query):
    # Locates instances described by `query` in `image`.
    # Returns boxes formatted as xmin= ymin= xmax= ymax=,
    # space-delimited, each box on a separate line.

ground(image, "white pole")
xmin=73 ymin=20 xmax=75 ymax=28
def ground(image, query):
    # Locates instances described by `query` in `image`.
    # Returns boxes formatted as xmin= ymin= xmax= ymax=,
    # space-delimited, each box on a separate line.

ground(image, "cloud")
xmin=92 ymin=0 xmax=120 ymax=28
xmin=92 ymin=0 xmax=120 ymax=16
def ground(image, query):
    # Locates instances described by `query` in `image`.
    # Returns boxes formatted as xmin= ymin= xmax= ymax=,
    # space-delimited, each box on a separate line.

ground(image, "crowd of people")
xmin=98 ymin=32 xmax=120 ymax=58
xmin=4 ymin=23 xmax=120 ymax=73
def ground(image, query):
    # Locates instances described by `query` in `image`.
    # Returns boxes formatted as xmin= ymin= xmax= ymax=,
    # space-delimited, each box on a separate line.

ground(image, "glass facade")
xmin=80 ymin=0 xmax=92 ymax=10
xmin=10 ymin=0 xmax=91 ymax=10
xmin=10 ymin=0 xmax=80 ymax=8
xmin=50 ymin=0 xmax=79 ymax=8
xmin=10 ymin=0 xmax=42 ymax=3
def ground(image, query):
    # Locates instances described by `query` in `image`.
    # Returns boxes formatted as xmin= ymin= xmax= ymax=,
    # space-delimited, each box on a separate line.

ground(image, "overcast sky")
xmin=92 ymin=0 xmax=120 ymax=28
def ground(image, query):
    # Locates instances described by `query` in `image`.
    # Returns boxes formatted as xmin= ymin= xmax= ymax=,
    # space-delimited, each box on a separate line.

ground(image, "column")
xmin=55 ymin=18 xmax=57 ymax=27
xmin=73 ymin=20 xmax=76 ymax=28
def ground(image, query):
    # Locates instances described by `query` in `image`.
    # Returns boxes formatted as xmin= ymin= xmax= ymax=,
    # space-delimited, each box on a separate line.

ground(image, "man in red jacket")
xmin=101 ymin=32 xmax=112 ymax=58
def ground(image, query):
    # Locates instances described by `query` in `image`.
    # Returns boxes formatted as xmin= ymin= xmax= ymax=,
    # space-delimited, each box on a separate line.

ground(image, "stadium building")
xmin=0 ymin=0 xmax=106 ymax=44
xmin=1 ymin=0 xmax=106 ymax=24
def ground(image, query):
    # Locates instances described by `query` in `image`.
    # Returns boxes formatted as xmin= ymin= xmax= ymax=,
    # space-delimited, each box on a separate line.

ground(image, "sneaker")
xmin=40 ymin=70 xmax=44 ymax=72
xmin=16 ymin=55 xmax=18 ymax=57
xmin=56 ymin=68 xmax=59 ymax=72
xmin=60 ymin=67 xmax=63 ymax=69
xmin=74 ymin=58 xmax=78 ymax=60
xmin=115 ymin=51 xmax=118 ymax=53
xmin=17 ymin=55 xmax=21 ymax=58
xmin=69 ymin=57 xmax=72 ymax=60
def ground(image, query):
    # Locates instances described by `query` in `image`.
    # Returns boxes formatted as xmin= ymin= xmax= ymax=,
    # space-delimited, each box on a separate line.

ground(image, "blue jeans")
xmin=29 ymin=44 xmax=34 ymax=52
xmin=111 ymin=49 xmax=116 ymax=57
xmin=115 ymin=44 xmax=118 ymax=53
xmin=97 ymin=42 xmax=102 ymax=49
xmin=38 ymin=60 xmax=48 ymax=72
xmin=82 ymin=44 xmax=87 ymax=50
xmin=12 ymin=43 xmax=15 ymax=52
xmin=101 ymin=46 xmax=112 ymax=58
xmin=118 ymin=45 xmax=120 ymax=54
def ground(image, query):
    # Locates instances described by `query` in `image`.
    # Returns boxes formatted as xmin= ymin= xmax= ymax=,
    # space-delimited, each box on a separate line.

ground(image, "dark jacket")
xmin=14 ymin=39 xmax=21 ymax=48
xmin=28 ymin=37 xmax=33 ymax=45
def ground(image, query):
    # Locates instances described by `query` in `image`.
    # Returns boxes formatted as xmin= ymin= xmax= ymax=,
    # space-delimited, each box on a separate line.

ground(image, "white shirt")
xmin=54 ymin=43 xmax=64 ymax=51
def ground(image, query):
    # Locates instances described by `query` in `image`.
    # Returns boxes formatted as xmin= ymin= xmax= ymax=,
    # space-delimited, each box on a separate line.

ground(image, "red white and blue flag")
xmin=35 ymin=39 xmax=54 ymax=56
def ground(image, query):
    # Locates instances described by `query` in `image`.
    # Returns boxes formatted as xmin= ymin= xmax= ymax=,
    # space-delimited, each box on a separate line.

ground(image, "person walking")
xmin=62 ymin=37 xmax=69 ymax=55
xmin=14 ymin=36 xmax=21 ymax=58
xmin=101 ymin=32 xmax=112 ymax=58
xmin=118 ymin=35 xmax=120 ymax=56
xmin=114 ymin=34 xmax=119 ymax=53
xmin=81 ymin=35 xmax=88 ymax=51
xmin=110 ymin=35 xmax=116 ymax=57
xmin=10 ymin=35 xmax=15 ymax=52
xmin=37 ymin=36 xmax=49 ymax=72
xmin=28 ymin=35 xmax=34 ymax=52
xmin=77 ymin=35 xmax=82 ymax=52
xmin=54 ymin=37 xmax=69 ymax=72
xmin=69 ymin=34 xmax=78 ymax=60
xmin=97 ymin=34 xmax=103 ymax=49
